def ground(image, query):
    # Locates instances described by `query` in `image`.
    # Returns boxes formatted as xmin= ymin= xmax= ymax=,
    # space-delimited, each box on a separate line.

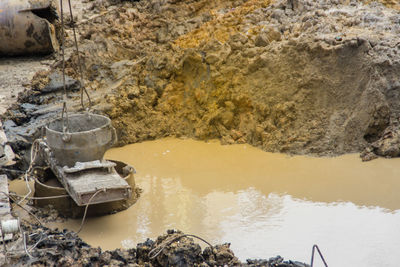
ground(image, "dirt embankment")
xmin=77 ymin=0 xmax=400 ymax=156
xmin=3 ymin=0 xmax=400 ymax=160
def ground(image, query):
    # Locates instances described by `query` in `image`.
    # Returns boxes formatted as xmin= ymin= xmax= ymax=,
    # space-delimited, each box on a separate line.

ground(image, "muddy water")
xmin=50 ymin=138 xmax=400 ymax=266
xmin=8 ymin=179 xmax=34 ymax=197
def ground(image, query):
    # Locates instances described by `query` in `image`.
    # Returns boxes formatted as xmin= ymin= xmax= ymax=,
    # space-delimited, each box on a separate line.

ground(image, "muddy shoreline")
xmin=8 ymin=221 xmax=309 ymax=266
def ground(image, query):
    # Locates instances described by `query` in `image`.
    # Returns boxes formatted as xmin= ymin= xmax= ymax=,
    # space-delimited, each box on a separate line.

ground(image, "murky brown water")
xmin=45 ymin=138 xmax=400 ymax=266
xmin=8 ymin=179 xmax=34 ymax=197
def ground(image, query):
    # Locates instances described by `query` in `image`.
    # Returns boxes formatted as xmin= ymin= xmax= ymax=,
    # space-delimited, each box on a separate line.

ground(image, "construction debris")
xmin=6 ymin=226 xmax=309 ymax=267
xmin=0 ymin=175 xmax=13 ymax=235
xmin=0 ymin=121 xmax=15 ymax=167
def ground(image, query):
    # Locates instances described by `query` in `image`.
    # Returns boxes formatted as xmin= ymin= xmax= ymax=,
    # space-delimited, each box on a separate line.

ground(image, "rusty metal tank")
xmin=45 ymin=113 xmax=117 ymax=167
xmin=0 ymin=0 xmax=59 ymax=56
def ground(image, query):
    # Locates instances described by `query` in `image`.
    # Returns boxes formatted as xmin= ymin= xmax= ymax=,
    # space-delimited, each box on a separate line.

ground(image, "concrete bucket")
xmin=45 ymin=113 xmax=117 ymax=167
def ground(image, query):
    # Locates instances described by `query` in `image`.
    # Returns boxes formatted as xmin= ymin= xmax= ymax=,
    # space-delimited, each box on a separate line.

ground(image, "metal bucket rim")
xmin=34 ymin=177 xmax=66 ymax=191
xmin=45 ymin=113 xmax=112 ymax=135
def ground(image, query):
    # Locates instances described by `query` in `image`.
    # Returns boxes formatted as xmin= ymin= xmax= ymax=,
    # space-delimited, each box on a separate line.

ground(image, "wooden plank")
xmin=0 ymin=174 xmax=11 ymax=217
xmin=0 ymin=174 xmax=14 ymax=241
xmin=58 ymin=166 xmax=131 ymax=206
xmin=63 ymin=160 xmax=116 ymax=173
xmin=39 ymin=141 xmax=132 ymax=206
xmin=0 ymin=121 xmax=15 ymax=166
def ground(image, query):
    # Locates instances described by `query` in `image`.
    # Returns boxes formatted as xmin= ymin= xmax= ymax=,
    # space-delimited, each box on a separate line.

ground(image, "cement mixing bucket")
xmin=0 ymin=0 xmax=59 ymax=56
xmin=45 ymin=113 xmax=117 ymax=167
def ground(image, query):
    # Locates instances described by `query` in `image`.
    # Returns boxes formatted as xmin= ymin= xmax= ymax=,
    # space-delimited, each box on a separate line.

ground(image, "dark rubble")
xmin=7 ymin=223 xmax=309 ymax=267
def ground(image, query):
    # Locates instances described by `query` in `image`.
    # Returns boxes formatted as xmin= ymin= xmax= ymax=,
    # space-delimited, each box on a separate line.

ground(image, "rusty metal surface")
xmin=0 ymin=0 xmax=59 ymax=56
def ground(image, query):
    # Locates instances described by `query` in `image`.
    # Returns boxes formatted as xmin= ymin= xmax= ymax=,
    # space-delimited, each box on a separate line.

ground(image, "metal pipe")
xmin=0 ymin=0 xmax=59 ymax=56
xmin=311 ymin=244 xmax=328 ymax=267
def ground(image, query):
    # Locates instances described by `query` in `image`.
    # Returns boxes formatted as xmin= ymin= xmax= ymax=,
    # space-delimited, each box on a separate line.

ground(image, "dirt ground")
xmin=3 ymin=0 xmax=400 ymax=162
xmin=6 ymin=0 xmax=400 ymax=158
xmin=0 ymin=0 xmax=87 ymax=114
xmin=1 ymin=0 xmax=400 ymax=265
xmin=0 ymin=58 xmax=52 ymax=114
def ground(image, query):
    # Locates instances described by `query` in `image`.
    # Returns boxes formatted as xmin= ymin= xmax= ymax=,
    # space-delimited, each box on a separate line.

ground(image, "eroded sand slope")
xmin=5 ymin=0 xmax=400 ymax=158
xmin=66 ymin=0 xmax=400 ymax=155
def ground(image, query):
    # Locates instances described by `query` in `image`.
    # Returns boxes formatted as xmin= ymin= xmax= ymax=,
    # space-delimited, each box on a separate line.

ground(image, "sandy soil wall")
xmin=3 ymin=0 xmax=400 ymax=159
xmin=72 ymin=0 xmax=400 ymax=156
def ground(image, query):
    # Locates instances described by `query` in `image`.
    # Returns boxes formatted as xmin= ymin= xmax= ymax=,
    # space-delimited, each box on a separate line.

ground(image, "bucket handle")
xmin=110 ymin=126 xmax=118 ymax=147
xmin=61 ymin=102 xmax=71 ymax=142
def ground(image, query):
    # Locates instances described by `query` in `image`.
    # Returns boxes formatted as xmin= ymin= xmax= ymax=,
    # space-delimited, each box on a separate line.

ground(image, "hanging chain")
xmin=66 ymin=0 xmax=92 ymax=111
xmin=59 ymin=0 xmax=93 ymax=138
xmin=60 ymin=0 xmax=69 ymax=139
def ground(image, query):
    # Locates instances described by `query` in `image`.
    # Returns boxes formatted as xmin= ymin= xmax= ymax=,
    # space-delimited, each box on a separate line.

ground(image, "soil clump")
xmin=7 ymin=218 xmax=308 ymax=267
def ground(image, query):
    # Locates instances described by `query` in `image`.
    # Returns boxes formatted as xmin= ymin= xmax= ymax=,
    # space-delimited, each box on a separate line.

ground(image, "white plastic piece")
xmin=1 ymin=219 xmax=19 ymax=234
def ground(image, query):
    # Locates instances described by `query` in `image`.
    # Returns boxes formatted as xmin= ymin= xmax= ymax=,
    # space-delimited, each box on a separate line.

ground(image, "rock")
xmin=156 ymin=27 xmax=169 ymax=43
xmin=255 ymin=33 xmax=269 ymax=47
xmin=245 ymin=256 xmax=310 ymax=266
xmin=360 ymin=147 xmax=379 ymax=161
xmin=205 ymin=53 xmax=221 ymax=64
xmin=136 ymin=238 xmax=155 ymax=263
xmin=255 ymin=27 xmax=281 ymax=47
xmin=40 ymin=72 xmax=80 ymax=93
xmin=153 ymin=232 xmax=203 ymax=267
xmin=203 ymin=243 xmax=240 ymax=266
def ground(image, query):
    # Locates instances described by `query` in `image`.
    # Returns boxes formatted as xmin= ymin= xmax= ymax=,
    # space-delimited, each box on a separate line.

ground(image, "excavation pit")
xmin=3 ymin=0 xmax=400 ymax=265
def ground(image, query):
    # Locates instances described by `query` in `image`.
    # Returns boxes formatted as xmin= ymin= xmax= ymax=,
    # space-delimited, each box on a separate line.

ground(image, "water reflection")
xmin=49 ymin=138 xmax=400 ymax=267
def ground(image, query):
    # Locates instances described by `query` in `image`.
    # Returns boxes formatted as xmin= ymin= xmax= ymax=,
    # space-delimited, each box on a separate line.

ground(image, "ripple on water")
xmin=44 ymin=138 xmax=400 ymax=267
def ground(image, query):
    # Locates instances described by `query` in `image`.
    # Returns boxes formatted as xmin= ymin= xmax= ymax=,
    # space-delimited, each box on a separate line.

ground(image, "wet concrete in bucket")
xmin=50 ymin=138 xmax=400 ymax=266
